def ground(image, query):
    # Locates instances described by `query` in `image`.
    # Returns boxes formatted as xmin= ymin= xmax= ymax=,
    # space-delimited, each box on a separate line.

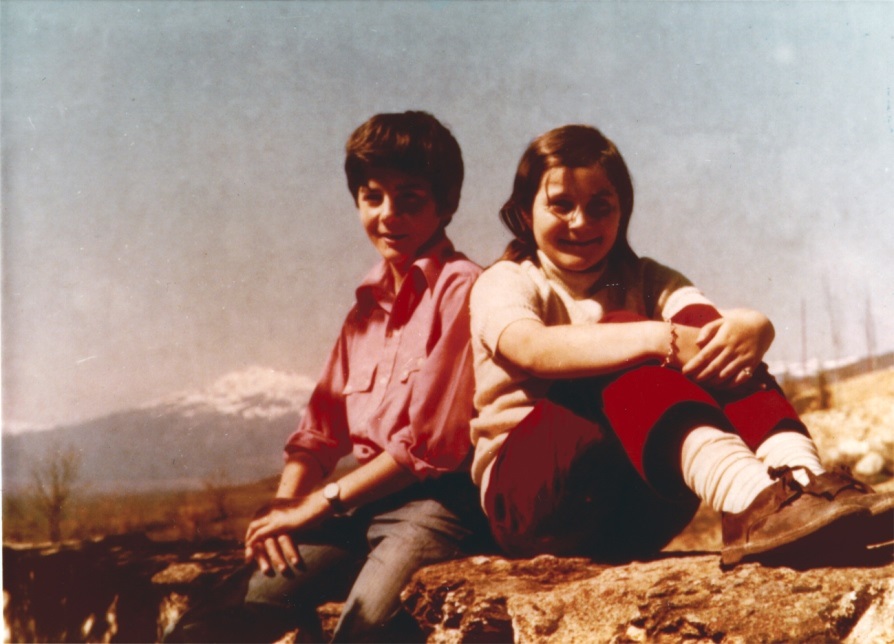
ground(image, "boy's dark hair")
xmin=345 ymin=111 xmax=464 ymax=221
xmin=499 ymin=124 xmax=636 ymax=264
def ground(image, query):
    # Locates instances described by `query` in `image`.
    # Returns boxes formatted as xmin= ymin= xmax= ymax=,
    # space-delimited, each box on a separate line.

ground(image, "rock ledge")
xmin=4 ymin=535 xmax=892 ymax=642
xmin=401 ymin=550 xmax=894 ymax=643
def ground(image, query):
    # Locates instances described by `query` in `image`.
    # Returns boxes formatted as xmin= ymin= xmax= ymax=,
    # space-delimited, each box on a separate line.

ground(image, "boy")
xmin=167 ymin=111 xmax=484 ymax=642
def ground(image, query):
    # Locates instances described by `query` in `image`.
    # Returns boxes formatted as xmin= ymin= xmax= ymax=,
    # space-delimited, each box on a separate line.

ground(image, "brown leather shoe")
xmin=805 ymin=466 xmax=894 ymax=546
xmin=721 ymin=466 xmax=870 ymax=568
xmin=806 ymin=466 xmax=894 ymax=514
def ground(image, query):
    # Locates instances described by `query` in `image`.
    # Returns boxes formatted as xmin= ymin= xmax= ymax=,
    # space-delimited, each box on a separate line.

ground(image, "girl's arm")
xmin=682 ymin=308 xmax=775 ymax=386
xmin=496 ymin=317 xmax=701 ymax=379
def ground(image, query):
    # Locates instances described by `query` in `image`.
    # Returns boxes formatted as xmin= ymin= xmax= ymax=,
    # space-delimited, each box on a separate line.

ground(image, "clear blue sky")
xmin=3 ymin=1 xmax=893 ymax=427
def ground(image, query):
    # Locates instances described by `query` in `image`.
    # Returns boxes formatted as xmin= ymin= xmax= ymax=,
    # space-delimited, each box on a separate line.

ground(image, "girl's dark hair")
xmin=499 ymin=124 xmax=636 ymax=264
xmin=345 ymin=111 xmax=464 ymax=222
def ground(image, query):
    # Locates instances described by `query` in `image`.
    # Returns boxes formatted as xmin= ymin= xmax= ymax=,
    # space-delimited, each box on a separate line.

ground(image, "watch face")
xmin=323 ymin=482 xmax=340 ymax=501
xmin=323 ymin=482 xmax=346 ymax=515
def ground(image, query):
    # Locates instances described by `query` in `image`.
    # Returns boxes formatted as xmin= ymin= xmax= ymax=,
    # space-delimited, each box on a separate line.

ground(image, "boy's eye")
xmin=361 ymin=190 xmax=383 ymax=206
xmin=396 ymin=191 xmax=429 ymax=212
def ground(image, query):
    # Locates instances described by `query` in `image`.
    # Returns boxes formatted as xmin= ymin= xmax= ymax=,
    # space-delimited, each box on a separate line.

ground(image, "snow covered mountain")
xmin=140 ymin=366 xmax=317 ymax=420
xmin=2 ymin=367 xmax=316 ymax=492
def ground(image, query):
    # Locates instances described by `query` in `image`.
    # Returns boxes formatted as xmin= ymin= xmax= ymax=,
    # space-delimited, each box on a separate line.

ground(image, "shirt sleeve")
xmin=470 ymin=262 xmax=543 ymax=357
xmin=383 ymin=270 xmax=480 ymax=478
xmin=282 ymin=316 xmax=353 ymax=476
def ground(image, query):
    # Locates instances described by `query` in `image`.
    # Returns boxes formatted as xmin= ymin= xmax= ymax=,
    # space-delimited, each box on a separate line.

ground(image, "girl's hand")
xmin=243 ymin=495 xmax=329 ymax=572
xmin=672 ymin=324 xmax=704 ymax=366
xmin=681 ymin=309 xmax=774 ymax=387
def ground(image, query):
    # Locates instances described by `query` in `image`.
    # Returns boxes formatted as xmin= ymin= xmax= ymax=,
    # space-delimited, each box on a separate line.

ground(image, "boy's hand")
xmin=249 ymin=535 xmax=301 ymax=575
xmin=244 ymin=496 xmax=329 ymax=573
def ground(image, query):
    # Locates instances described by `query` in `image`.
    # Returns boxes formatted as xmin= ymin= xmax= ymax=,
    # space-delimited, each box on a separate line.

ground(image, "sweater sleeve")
xmin=470 ymin=262 xmax=543 ymax=358
xmin=644 ymin=258 xmax=719 ymax=323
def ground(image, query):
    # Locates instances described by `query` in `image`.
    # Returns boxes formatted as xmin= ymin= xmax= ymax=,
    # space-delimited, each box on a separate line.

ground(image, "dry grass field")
xmin=2 ymin=474 xmax=280 ymax=545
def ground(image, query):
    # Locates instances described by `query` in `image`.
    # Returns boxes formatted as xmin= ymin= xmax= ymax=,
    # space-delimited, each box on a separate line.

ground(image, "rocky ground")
xmin=802 ymin=368 xmax=894 ymax=484
xmin=401 ymin=550 xmax=894 ymax=643
xmin=397 ymin=369 xmax=894 ymax=643
xmin=4 ymin=369 xmax=893 ymax=643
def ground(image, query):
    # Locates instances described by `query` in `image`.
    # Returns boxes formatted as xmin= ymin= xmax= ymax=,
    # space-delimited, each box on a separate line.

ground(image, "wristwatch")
xmin=322 ymin=482 xmax=348 ymax=516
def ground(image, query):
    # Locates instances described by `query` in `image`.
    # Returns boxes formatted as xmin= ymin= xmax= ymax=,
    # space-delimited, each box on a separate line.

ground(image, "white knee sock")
xmin=755 ymin=430 xmax=825 ymax=486
xmin=680 ymin=426 xmax=774 ymax=514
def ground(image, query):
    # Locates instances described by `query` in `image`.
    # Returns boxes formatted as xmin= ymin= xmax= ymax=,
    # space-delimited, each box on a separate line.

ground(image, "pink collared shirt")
xmin=284 ymin=236 xmax=482 ymax=479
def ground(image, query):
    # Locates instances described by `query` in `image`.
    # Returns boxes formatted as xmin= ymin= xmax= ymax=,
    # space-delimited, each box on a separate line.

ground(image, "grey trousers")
xmin=166 ymin=475 xmax=487 ymax=643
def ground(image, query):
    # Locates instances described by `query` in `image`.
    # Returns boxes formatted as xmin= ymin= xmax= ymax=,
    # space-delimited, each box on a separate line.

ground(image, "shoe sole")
xmin=721 ymin=504 xmax=869 ymax=568
xmin=843 ymin=492 xmax=894 ymax=547
xmin=866 ymin=491 xmax=894 ymax=517
xmin=862 ymin=505 xmax=894 ymax=547
xmin=751 ymin=514 xmax=894 ymax=570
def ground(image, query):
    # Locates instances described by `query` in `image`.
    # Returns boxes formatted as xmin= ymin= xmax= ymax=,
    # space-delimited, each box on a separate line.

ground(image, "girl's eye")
xmin=587 ymin=201 xmax=612 ymax=217
xmin=548 ymin=200 xmax=574 ymax=215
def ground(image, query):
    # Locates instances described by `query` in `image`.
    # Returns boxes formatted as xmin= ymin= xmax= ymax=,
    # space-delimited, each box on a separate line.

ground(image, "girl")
xmin=469 ymin=124 xmax=893 ymax=568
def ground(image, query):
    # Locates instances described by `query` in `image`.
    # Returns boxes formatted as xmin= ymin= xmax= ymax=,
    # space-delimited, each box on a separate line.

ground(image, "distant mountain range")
xmin=6 ymin=354 xmax=892 ymax=495
xmin=2 ymin=367 xmax=316 ymax=493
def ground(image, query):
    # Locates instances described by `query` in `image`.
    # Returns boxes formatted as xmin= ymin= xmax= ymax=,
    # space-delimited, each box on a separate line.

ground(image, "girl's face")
xmin=528 ymin=164 xmax=622 ymax=273
xmin=357 ymin=167 xmax=443 ymax=279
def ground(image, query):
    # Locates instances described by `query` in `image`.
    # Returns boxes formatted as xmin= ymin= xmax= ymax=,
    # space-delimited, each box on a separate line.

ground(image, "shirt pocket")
xmin=398 ymin=355 xmax=426 ymax=383
xmin=342 ymin=364 xmax=377 ymax=396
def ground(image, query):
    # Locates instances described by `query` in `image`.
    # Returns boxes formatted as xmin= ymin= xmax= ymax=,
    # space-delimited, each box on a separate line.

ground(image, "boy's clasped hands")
xmin=244 ymin=496 xmax=323 ymax=573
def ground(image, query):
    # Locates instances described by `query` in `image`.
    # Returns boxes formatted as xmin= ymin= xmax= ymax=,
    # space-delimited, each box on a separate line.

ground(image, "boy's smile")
xmin=357 ymin=168 xmax=444 ymax=286
xmin=529 ymin=164 xmax=621 ymax=274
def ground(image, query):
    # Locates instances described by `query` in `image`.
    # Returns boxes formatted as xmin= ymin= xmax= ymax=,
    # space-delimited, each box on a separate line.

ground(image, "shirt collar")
xmin=356 ymin=233 xmax=456 ymax=312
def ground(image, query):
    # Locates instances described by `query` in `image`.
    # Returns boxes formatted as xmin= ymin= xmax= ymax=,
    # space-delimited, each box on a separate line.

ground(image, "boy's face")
xmin=357 ymin=168 xmax=443 ymax=275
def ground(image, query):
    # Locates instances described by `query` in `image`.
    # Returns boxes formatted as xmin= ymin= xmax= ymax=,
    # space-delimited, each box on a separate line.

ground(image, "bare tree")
xmin=821 ymin=273 xmax=842 ymax=364
xmin=31 ymin=445 xmax=81 ymax=543
xmin=865 ymin=292 xmax=877 ymax=372
xmin=203 ymin=467 xmax=232 ymax=523
xmin=800 ymin=298 xmax=808 ymax=373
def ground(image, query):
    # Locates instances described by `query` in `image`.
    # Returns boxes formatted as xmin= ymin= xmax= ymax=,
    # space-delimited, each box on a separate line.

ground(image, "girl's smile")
xmin=528 ymin=164 xmax=622 ymax=274
xmin=557 ymin=236 xmax=604 ymax=248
